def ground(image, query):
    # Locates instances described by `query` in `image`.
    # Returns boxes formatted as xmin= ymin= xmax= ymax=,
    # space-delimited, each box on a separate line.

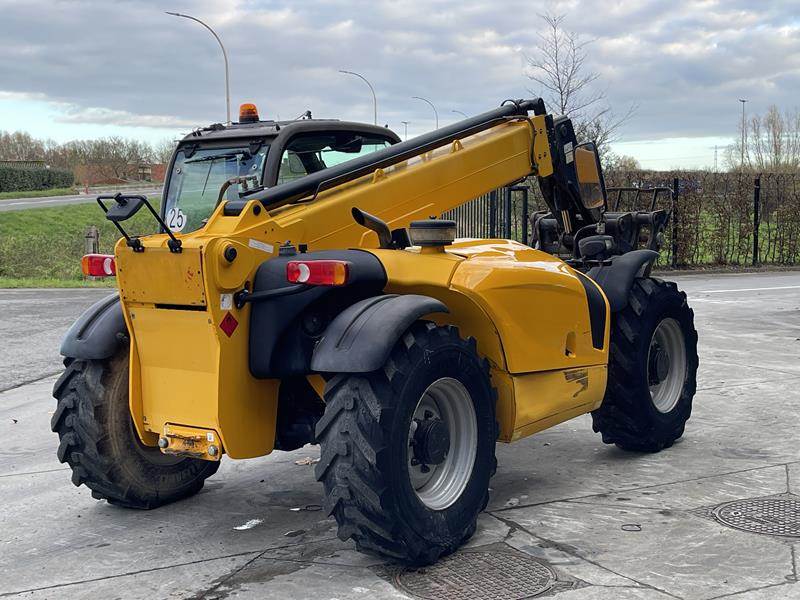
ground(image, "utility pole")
xmin=713 ymin=145 xmax=718 ymax=172
xmin=166 ymin=12 xmax=231 ymax=124
xmin=400 ymin=121 xmax=409 ymax=141
xmin=413 ymin=96 xmax=439 ymax=129
xmin=339 ymin=70 xmax=377 ymax=125
xmin=739 ymin=98 xmax=748 ymax=170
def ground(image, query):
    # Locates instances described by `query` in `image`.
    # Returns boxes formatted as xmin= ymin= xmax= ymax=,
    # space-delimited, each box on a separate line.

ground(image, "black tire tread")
xmin=52 ymin=356 xmax=218 ymax=509
xmin=315 ymin=322 xmax=496 ymax=565
xmin=592 ymin=277 xmax=699 ymax=452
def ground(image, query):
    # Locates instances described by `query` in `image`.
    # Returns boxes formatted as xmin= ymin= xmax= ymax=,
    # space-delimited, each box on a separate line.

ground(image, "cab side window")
xmin=277 ymin=133 xmax=392 ymax=185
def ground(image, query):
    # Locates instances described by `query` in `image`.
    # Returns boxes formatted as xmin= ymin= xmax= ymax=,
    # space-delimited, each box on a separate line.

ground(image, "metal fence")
xmin=443 ymin=185 xmax=532 ymax=245
xmin=443 ymin=171 xmax=800 ymax=267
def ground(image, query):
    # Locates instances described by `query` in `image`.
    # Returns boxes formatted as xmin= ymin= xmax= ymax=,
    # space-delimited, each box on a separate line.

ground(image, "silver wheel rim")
xmin=408 ymin=378 xmax=477 ymax=511
xmin=648 ymin=318 xmax=687 ymax=413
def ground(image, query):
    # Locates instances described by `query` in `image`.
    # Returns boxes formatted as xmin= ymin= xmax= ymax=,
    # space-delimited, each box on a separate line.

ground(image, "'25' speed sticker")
xmin=166 ymin=207 xmax=187 ymax=232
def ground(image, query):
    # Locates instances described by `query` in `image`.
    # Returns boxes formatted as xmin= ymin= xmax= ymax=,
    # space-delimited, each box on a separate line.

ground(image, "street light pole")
xmin=413 ymin=96 xmax=439 ymax=129
xmin=400 ymin=120 xmax=410 ymax=141
xmin=451 ymin=109 xmax=467 ymax=118
xmin=739 ymin=98 xmax=748 ymax=169
xmin=339 ymin=70 xmax=377 ymax=125
xmin=166 ymin=12 xmax=231 ymax=124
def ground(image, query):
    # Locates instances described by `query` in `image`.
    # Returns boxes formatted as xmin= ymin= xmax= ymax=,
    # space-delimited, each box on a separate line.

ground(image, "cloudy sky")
xmin=0 ymin=0 xmax=798 ymax=169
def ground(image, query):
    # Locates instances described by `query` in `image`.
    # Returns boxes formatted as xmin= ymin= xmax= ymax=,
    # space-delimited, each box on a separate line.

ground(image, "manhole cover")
xmin=712 ymin=494 xmax=800 ymax=537
xmin=395 ymin=547 xmax=556 ymax=600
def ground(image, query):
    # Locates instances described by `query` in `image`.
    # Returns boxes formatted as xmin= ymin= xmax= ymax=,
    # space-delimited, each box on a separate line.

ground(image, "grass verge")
xmin=0 ymin=199 xmax=161 ymax=285
xmin=0 ymin=187 xmax=76 ymax=200
xmin=0 ymin=277 xmax=115 ymax=288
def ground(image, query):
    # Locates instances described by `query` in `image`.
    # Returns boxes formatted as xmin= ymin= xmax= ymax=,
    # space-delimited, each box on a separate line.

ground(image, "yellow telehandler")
xmin=53 ymin=99 xmax=698 ymax=565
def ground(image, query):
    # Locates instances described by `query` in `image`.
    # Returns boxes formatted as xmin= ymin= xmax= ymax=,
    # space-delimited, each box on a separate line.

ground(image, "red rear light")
xmin=286 ymin=260 xmax=349 ymax=286
xmin=82 ymin=254 xmax=116 ymax=277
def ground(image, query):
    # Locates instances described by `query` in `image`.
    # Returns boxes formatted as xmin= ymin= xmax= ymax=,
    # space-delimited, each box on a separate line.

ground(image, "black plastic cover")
xmin=248 ymin=249 xmax=386 ymax=378
xmin=60 ymin=293 xmax=127 ymax=359
xmin=576 ymin=274 xmax=607 ymax=349
xmin=310 ymin=294 xmax=448 ymax=373
xmin=587 ymin=249 xmax=659 ymax=312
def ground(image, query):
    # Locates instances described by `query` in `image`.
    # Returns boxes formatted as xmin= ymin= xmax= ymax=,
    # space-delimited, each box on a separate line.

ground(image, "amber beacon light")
xmin=239 ymin=103 xmax=260 ymax=123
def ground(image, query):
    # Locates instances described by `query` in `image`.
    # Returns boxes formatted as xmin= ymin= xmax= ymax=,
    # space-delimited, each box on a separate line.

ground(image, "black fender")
xmin=248 ymin=249 xmax=387 ymax=378
xmin=310 ymin=294 xmax=448 ymax=373
xmin=60 ymin=293 xmax=127 ymax=360
xmin=587 ymin=249 xmax=659 ymax=312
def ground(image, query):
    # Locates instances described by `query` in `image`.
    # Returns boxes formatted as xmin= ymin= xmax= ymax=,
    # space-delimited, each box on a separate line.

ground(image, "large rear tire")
xmin=315 ymin=322 xmax=497 ymax=565
xmin=592 ymin=277 xmax=698 ymax=452
xmin=51 ymin=352 xmax=219 ymax=509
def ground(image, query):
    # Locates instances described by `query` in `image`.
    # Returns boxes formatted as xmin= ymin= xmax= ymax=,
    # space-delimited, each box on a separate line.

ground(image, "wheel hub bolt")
xmin=158 ymin=437 xmax=169 ymax=449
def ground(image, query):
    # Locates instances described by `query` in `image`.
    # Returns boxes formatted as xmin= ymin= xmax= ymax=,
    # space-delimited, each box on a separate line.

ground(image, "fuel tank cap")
xmin=409 ymin=219 xmax=457 ymax=246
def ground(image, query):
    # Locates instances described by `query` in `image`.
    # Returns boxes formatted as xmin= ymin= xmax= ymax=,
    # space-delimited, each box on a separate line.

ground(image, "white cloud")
xmin=55 ymin=105 xmax=199 ymax=129
xmin=0 ymin=0 xmax=796 ymax=161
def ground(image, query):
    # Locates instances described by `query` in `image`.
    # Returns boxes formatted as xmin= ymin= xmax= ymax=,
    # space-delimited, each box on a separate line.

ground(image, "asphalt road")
xmin=1 ymin=271 xmax=800 ymax=599
xmin=0 ymin=187 xmax=162 ymax=212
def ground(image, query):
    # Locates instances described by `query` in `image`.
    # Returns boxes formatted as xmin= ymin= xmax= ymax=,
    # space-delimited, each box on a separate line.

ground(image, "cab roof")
xmin=179 ymin=119 xmax=400 ymax=144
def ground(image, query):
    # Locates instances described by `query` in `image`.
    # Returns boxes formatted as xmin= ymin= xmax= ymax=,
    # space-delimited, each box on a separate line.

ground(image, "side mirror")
xmin=97 ymin=194 xmax=182 ymax=253
xmin=574 ymin=143 xmax=607 ymax=211
xmin=103 ymin=194 xmax=145 ymax=222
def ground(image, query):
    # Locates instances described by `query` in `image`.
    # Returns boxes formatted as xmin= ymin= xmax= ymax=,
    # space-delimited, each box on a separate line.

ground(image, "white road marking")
xmin=697 ymin=285 xmax=800 ymax=294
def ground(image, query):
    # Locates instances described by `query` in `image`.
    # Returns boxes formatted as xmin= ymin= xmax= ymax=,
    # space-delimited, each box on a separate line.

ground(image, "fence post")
xmin=671 ymin=177 xmax=679 ymax=268
xmin=520 ymin=186 xmax=529 ymax=245
xmin=489 ymin=189 xmax=498 ymax=238
xmin=504 ymin=186 xmax=513 ymax=239
xmin=752 ymin=175 xmax=761 ymax=266
xmin=85 ymin=225 xmax=99 ymax=254
xmin=84 ymin=226 xmax=100 ymax=280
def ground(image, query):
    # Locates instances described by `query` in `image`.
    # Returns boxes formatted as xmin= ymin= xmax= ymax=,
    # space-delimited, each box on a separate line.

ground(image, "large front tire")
xmin=592 ymin=277 xmax=698 ymax=452
xmin=315 ymin=322 xmax=497 ymax=565
xmin=52 ymin=352 xmax=219 ymax=509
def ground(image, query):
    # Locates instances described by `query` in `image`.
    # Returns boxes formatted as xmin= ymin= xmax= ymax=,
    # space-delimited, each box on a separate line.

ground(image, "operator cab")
xmin=162 ymin=103 xmax=400 ymax=234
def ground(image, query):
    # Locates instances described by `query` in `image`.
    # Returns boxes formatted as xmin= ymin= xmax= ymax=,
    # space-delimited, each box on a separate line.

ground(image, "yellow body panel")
xmin=125 ymin=301 xmax=277 ymax=459
xmin=448 ymin=240 xmax=607 ymax=373
xmin=510 ymin=365 xmax=607 ymax=440
xmin=114 ymin=114 xmax=606 ymax=457
xmin=369 ymin=240 xmax=609 ymax=442
xmin=116 ymin=246 xmax=206 ymax=306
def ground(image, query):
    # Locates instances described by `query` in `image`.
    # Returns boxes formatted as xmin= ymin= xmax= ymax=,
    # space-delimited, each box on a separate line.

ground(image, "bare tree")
xmin=152 ymin=138 xmax=178 ymax=164
xmin=604 ymin=154 xmax=641 ymax=172
xmin=0 ymin=131 xmax=46 ymax=161
xmin=525 ymin=13 xmax=634 ymax=153
xmin=726 ymin=105 xmax=800 ymax=173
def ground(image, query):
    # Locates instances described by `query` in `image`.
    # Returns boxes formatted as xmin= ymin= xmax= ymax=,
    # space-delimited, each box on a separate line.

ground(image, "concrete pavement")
xmin=0 ymin=288 xmax=112 ymax=392
xmin=1 ymin=271 xmax=800 ymax=599
xmin=0 ymin=187 xmax=162 ymax=212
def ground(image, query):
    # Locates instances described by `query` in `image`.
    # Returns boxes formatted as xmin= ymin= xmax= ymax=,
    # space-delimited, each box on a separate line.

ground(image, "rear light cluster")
xmin=286 ymin=260 xmax=349 ymax=286
xmin=82 ymin=254 xmax=116 ymax=277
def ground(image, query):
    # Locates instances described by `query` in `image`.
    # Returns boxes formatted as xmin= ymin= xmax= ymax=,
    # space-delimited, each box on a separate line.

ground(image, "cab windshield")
xmin=163 ymin=144 xmax=269 ymax=233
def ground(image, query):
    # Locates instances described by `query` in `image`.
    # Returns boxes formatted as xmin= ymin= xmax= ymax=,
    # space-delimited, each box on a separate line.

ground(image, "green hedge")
xmin=0 ymin=165 xmax=74 ymax=192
